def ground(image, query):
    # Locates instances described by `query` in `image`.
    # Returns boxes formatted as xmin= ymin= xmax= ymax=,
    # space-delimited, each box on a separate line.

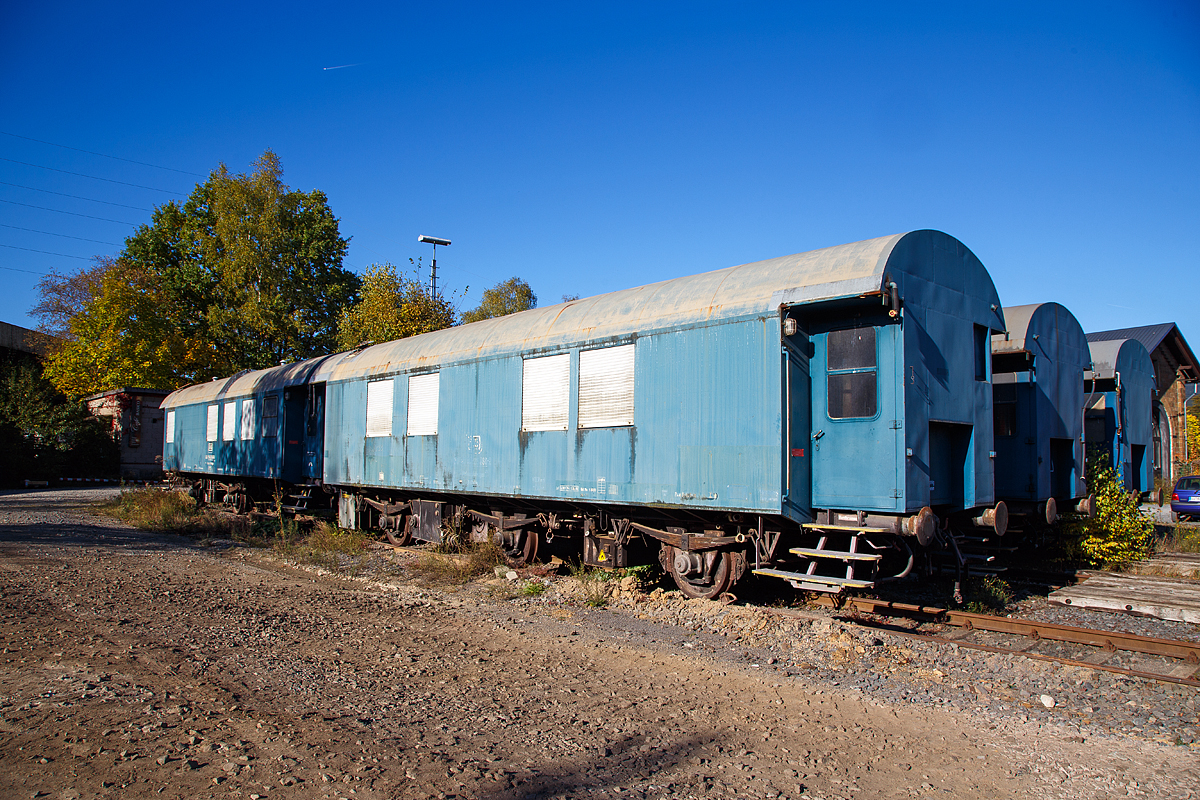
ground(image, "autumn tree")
xmin=460 ymin=277 xmax=536 ymax=325
xmin=36 ymin=151 xmax=358 ymax=396
xmin=335 ymin=263 xmax=457 ymax=351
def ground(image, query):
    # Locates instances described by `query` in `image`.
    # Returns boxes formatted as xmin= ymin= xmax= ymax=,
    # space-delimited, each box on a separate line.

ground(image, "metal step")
xmin=789 ymin=547 xmax=881 ymax=562
xmin=753 ymin=567 xmax=874 ymax=592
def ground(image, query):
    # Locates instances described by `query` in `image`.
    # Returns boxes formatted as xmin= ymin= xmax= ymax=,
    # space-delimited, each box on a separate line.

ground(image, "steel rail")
xmin=810 ymin=595 xmax=1200 ymax=663
xmin=853 ymin=624 xmax=1200 ymax=688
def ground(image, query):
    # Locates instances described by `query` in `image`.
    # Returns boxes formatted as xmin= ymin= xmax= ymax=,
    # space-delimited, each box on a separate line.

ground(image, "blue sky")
xmin=1 ymin=1 xmax=1197 ymax=351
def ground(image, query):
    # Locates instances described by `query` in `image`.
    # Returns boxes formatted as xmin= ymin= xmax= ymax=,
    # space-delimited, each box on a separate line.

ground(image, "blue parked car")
xmin=1172 ymin=476 xmax=1200 ymax=521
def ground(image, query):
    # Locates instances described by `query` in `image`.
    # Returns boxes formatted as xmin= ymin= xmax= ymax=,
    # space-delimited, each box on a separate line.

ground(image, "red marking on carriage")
xmin=791 ymin=448 xmax=804 ymax=457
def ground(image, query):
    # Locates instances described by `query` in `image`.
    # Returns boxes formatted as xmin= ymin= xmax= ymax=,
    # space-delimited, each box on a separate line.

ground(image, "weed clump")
xmin=102 ymin=487 xmax=249 ymax=540
xmin=411 ymin=540 xmax=506 ymax=585
xmin=1063 ymin=460 xmax=1153 ymax=568
xmin=962 ymin=575 xmax=1014 ymax=614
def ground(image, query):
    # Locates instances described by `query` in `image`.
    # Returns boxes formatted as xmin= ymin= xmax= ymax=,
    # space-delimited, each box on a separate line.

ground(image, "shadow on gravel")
xmin=0 ymin=520 xmax=206 ymax=554
xmin=477 ymin=730 xmax=729 ymax=800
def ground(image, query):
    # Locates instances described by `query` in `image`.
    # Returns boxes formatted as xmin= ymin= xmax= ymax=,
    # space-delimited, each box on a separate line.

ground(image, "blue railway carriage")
xmin=991 ymin=303 xmax=1094 ymax=525
xmin=161 ymin=353 xmax=352 ymax=513
xmin=323 ymin=229 xmax=1008 ymax=598
xmin=1084 ymin=338 xmax=1156 ymax=495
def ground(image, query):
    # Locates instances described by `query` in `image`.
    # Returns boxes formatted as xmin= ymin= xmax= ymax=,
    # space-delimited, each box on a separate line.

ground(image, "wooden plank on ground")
xmin=1048 ymin=572 xmax=1200 ymax=624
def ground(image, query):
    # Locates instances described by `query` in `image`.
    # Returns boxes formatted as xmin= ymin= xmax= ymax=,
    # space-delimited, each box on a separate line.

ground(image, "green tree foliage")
xmin=36 ymin=151 xmax=358 ymax=396
xmin=1066 ymin=458 xmax=1153 ymax=567
xmin=335 ymin=262 xmax=457 ymax=351
xmin=0 ymin=352 xmax=117 ymax=485
xmin=1187 ymin=409 xmax=1200 ymax=468
xmin=460 ymin=277 xmax=537 ymax=325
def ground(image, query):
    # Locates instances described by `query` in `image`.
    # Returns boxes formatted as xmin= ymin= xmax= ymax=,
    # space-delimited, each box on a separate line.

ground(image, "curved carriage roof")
xmin=993 ymin=303 xmax=1090 ymax=361
xmin=1088 ymin=338 xmax=1154 ymax=381
xmin=164 ymin=229 xmax=1003 ymax=407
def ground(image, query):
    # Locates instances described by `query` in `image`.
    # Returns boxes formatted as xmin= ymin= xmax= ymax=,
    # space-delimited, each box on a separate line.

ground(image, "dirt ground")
xmin=1 ymin=489 xmax=1196 ymax=800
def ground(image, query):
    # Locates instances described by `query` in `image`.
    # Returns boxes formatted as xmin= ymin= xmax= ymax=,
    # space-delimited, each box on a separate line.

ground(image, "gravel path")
xmin=0 ymin=487 xmax=1197 ymax=799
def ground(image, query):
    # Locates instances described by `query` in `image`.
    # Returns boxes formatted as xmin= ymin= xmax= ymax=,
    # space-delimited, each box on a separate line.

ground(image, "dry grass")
xmin=101 ymin=488 xmax=251 ymax=540
xmin=1155 ymin=523 xmax=1200 ymax=554
xmin=411 ymin=541 xmax=506 ymax=585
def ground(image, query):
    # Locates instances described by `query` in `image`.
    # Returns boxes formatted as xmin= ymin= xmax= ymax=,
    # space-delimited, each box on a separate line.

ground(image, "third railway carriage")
xmin=162 ymin=229 xmax=1009 ymax=600
xmin=1084 ymin=338 xmax=1156 ymax=495
xmin=991 ymin=303 xmax=1094 ymax=526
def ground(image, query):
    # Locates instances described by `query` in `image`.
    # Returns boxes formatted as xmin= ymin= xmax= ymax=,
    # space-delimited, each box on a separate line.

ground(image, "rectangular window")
xmin=994 ymin=383 xmax=1017 ymax=437
xmin=407 ymin=373 xmax=440 ymax=436
xmin=579 ymin=344 xmax=635 ymax=428
xmin=222 ymin=401 xmax=237 ymax=441
xmin=262 ymin=396 xmax=279 ymax=438
xmin=522 ymin=353 xmax=570 ymax=431
xmin=165 ymin=410 xmax=175 ymax=444
xmin=240 ymin=398 xmax=256 ymax=440
xmin=974 ymin=324 xmax=989 ymax=382
xmin=206 ymin=405 xmax=219 ymax=442
xmin=366 ymin=379 xmax=394 ymax=437
xmin=826 ymin=327 xmax=877 ymax=419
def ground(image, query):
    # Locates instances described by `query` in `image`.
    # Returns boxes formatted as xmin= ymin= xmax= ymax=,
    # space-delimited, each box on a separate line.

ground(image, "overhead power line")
xmin=0 ymin=130 xmax=206 ymax=177
xmin=0 ymin=224 xmax=120 ymax=246
xmin=0 ymin=157 xmax=186 ymax=195
xmin=0 ymin=243 xmax=93 ymax=261
xmin=0 ymin=198 xmax=135 ymax=225
xmin=0 ymin=264 xmax=52 ymax=275
xmin=0 ymin=180 xmax=152 ymax=211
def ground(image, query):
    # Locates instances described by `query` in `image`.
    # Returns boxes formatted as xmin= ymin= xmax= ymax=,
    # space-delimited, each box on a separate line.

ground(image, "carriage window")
xmin=222 ymin=402 xmax=237 ymax=441
xmin=522 ymin=353 xmax=570 ymax=431
xmin=365 ymin=379 xmax=394 ymax=437
xmin=165 ymin=410 xmax=175 ymax=444
xmin=206 ymin=405 xmax=219 ymax=442
xmin=974 ymin=325 xmax=989 ymax=382
xmin=262 ymin=396 xmax=280 ymax=438
xmin=579 ymin=344 xmax=635 ymax=428
xmin=826 ymin=328 xmax=877 ymax=419
xmin=407 ymin=373 xmax=440 ymax=436
xmin=994 ymin=383 xmax=1017 ymax=437
xmin=240 ymin=399 xmax=256 ymax=440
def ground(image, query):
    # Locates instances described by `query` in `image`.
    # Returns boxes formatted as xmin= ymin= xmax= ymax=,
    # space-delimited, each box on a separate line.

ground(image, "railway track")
xmin=809 ymin=595 xmax=1200 ymax=687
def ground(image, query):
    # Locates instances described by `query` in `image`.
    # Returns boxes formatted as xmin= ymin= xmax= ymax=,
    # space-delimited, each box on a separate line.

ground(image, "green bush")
xmin=1065 ymin=459 xmax=1152 ymax=568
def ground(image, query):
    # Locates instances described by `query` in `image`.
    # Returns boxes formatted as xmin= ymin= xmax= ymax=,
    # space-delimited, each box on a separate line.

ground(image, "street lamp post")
xmin=418 ymin=235 xmax=451 ymax=298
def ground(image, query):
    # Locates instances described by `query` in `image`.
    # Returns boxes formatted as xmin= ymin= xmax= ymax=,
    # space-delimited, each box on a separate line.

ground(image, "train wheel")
xmin=384 ymin=515 xmax=414 ymax=547
xmin=508 ymin=528 xmax=540 ymax=566
xmin=661 ymin=545 xmax=734 ymax=600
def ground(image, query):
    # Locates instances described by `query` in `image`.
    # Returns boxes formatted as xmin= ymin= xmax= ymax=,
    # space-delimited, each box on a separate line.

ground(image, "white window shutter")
xmin=222 ymin=402 xmax=237 ymax=441
xmin=240 ymin=399 xmax=256 ymax=440
xmin=522 ymin=353 xmax=570 ymax=431
xmin=365 ymin=379 xmax=394 ymax=437
xmin=165 ymin=410 xmax=175 ymax=444
xmin=407 ymin=373 xmax=440 ymax=436
xmin=206 ymin=405 xmax=219 ymax=442
xmin=578 ymin=344 xmax=635 ymax=428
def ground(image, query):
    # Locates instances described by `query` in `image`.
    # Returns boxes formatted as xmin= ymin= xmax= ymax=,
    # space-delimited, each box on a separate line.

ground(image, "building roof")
xmin=1087 ymin=323 xmax=1199 ymax=388
xmin=83 ymin=387 xmax=175 ymax=402
xmin=0 ymin=321 xmax=56 ymax=357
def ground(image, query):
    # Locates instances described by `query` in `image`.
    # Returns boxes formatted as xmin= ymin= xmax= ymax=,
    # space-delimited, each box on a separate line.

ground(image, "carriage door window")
xmin=262 ymin=396 xmax=280 ymax=438
xmin=994 ymin=383 xmax=1017 ymax=437
xmin=826 ymin=327 xmax=877 ymax=419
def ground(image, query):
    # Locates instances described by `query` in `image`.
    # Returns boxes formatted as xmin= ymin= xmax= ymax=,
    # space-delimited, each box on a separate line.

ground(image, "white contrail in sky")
xmin=323 ymin=63 xmax=360 ymax=70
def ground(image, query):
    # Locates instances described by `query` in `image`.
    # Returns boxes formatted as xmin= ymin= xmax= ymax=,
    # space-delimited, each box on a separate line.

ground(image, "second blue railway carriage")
xmin=162 ymin=229 xmax=1009 ymax=598
xmin=991 ymin=303 xmax=1093 ymax=525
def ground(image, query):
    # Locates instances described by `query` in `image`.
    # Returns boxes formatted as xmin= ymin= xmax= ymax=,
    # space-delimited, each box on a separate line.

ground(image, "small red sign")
xmin=791 ymin=448 xmax=804 ymax=457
